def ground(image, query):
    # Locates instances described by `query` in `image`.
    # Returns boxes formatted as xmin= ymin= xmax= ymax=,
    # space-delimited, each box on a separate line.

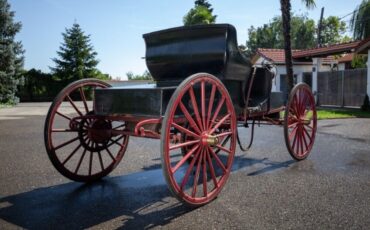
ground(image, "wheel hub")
xmin=78 ymin=118 xmax=112 ymax=152
xmin=201 ymin=133 xmax=219 ymax=146
xmin=87 ymin=119 xmax=112 ymax=143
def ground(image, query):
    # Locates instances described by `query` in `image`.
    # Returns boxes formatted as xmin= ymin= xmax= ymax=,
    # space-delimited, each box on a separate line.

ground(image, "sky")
xmin=9 ymin=0 xmax=362 ymax=80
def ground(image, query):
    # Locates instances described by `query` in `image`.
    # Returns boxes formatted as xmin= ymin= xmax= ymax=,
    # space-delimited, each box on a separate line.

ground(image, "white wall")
xmin=254 ymin=57 xmax=331 ymax=92
xmin=338 ymin=63 xmax=346 ymax=71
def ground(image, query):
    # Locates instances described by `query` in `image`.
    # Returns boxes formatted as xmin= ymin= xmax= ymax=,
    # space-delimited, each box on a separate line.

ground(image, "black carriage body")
xmin=143 ymin=24 xmax=251 ymax=82
xmin=95 ymin=24 xmax=280 ymax=117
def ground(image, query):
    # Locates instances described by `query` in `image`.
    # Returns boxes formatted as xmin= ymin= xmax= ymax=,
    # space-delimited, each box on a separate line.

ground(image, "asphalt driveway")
xmin=0 ymin=103 xmax=369 ymax=229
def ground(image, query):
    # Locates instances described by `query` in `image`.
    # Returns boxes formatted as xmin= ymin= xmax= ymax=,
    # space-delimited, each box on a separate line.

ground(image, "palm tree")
xmin=350 ymin=0 xmax=370 ymax=40
xmin=280 ymin=0 xmax=315 ymax=92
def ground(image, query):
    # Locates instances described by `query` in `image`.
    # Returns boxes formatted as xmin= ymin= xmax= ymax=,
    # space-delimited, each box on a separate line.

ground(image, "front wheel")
xmin=284 ymin=83 xmax=317 ymax=160
xmin=161 ymin=73 xmax=237 ymax=206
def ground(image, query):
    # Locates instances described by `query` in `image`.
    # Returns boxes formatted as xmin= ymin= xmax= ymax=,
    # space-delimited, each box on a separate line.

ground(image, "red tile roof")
xmin=292 ymin=40 xmax=361 ymax=58
xmin=255 ymin=36 xmax=370 ymax=64
xmin=255 ymin=48 xmax=336 ymax=64
xmin=256 ymin=48 xmax=287 ymax=64
xmin=337 ymin=53 xmax=354 ymax=63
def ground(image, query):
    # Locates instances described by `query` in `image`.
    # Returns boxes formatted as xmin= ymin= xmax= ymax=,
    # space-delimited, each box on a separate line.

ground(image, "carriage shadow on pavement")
xmin=0 ymin=156 xmax=295 ymax=229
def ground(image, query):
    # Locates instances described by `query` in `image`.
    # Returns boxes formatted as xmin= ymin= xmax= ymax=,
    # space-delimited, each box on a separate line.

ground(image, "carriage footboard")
xmin=94 ymin=84 xmax=176 ymax=117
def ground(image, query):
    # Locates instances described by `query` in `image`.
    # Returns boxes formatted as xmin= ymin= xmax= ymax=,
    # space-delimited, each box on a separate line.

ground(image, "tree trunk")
xmin=280 ymin=0 xmax=294 ymax=93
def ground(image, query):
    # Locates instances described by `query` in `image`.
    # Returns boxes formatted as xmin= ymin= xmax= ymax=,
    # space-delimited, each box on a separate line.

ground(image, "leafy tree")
xmin=50 ymin=23 xmax=99 ymax=82
xmin=246 ymin=14 xmax=316 ymax=54
xmin=292 ymin=15 xmax=316 ymax=49
xmin=126 ymin=70 xmax=153 ymax=80
xmin=21 ymin=68 xmax=52 ymax=101
xmin=280 ymin=0 xmax=315 ymax=92
xmin=320 ymin=16 xmax=347 ymax=45
xmin=195 ymin=0 xmax=213 ymax=13
xmin=183 ymin=1 xmax=217 ymax=26
xmin=0 ymin=0 xmax=24 ymax=104
xmin=351 ymin=54 xmax=367 ymax=68
xmin=350 ymin=0 xmax=370 ymax=40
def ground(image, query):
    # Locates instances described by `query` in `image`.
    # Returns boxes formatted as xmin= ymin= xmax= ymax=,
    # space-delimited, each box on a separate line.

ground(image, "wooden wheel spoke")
xmin=206 ymin=147 xmax=218 ymax=188
xmin=189 ymin=86 xmax=203 ymax=130
xmin=210 ymin=96 xmax=225 ymax=129
xmin=293 ymin=94 xmax=300 ymax=117
xmin=56 ymin=111 xmax=72 ymax=121
xmin=301 ymin=93 xmax=309 ymax=116
xmin=208 ymin=147 xmax=226 ymax=173
xmin=62 ymin=143 xmax=82 ymax=165
xmin=107 ymin=135 xmax=124 ymax=148
xmin=288 ymin=121 xmax=299 ymax=128
xmin=289 ymin=125 xmax=299 ymax=140
xmin=214 ymin=144 xmax=231 ymax=154
xmin=169 ymin=139 xmax=200 ymax=151
xmin=216 ymin=131 xmax=232 ymax=138
xmin=79 ymin=87 xmax=89 ymax=113
xmin=201 ymin=81 xmax=206 ymax=130
xmin=180 ymin=148 xmax=202 ymax=190
xmin=206 ymin=84 xmax=216 ymax=130
xmin=74 ymin=148 xmax=87 ymax=174
xmin=192 ymin=149 xmax=204 ymax=198
xmin=295 ymin=129 xmax=300 ymax=156
xmin=179 ymin=102 xmax=202 ymax=134
xmin=298 ymin=90 xmax=305 ymax=115
xmin=106 ymin=148 xmax=116 ymax=162
xmin=54 ymin=136 xmax=79 ymax=150
xmin=301 ymin=128 xmax=309 ymax=151
xmin=291 ymin=128 xmax=298 ymax=151
xmin=113 ymin=123 xmax=126 ymax=130
xmin=304 ymin=123 xmax=313 ymax=130
xmin=172 ymin=122 xmax=200 ymax=138
xmin=299 ymin=128 xmax=304 ymax=155
xmin=88 ymin=151 xmax=93 ymax=176
xmin=98 ymin=151 xmax=104 ymax=171
xmin=303 ymin=126 xmax=313 ymax=142
xmin=171 ymin=144 xmax=199 ymax=173
xmin=67 ymin=95 xmax=83 ymax=117
xmin=209 ymin=113 xmax=231 ymax=135
xmin=202 ymin=151 xmax=207 ymax=197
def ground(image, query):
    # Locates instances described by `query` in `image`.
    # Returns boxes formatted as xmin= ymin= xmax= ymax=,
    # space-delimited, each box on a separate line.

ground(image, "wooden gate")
xmin=317 ymin=69 xmax=367 ymax=107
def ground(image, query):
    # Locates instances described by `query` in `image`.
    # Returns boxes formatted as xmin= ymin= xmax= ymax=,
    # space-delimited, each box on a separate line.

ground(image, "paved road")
xmin=0 ymin=103 xmax=369 ymax=229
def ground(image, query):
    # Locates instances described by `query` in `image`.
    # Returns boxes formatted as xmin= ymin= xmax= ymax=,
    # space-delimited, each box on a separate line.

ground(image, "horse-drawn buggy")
xmin=44 ymin=24 xmax=317 ymax=206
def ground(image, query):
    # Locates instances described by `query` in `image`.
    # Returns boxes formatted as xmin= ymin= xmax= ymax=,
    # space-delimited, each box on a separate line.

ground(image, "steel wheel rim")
xmin=45 ymin=79 xmax=129 ymax=182
xmin=162 ymin=74 xmax=236 ymax=205
xmin=285 ymin=84 xmax=317 ymax=160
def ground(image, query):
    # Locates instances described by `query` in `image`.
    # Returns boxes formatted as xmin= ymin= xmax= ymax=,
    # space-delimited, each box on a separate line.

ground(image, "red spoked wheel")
xmin=44 ymin=79 xmax=129 ymax=182
xmin=284 ymin=83 xmax=317 ymax=160
xmin=161 ymin=73 xmax=237 ymax=206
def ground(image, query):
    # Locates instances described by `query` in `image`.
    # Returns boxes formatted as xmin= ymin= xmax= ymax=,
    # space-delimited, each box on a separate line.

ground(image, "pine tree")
xmin=51 ymin=23 xmax=99 ymax=82
xmin=0 ymin=0 xmax=24 ymax=104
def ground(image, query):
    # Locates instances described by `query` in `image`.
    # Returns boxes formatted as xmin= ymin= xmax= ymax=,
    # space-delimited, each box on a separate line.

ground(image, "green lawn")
xmin=0 ymin=103 xmax=13 ymax=109
xmin=317 ymin=108 xmax=370 ymax=119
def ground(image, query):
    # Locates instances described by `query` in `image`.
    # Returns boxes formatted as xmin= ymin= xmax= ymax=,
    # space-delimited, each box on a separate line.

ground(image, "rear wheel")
xmin=161 ymin=73 xmax=237 ymax=206
xmin=284 ymin=83 xmax=317 ymax=160
xmin=44 ymin=79 xmax=129 ymax=182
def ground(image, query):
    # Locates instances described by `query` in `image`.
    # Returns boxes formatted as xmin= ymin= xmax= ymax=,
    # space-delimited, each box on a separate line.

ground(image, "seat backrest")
xmin=143 ymin=24 xmax=251 ymax=82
